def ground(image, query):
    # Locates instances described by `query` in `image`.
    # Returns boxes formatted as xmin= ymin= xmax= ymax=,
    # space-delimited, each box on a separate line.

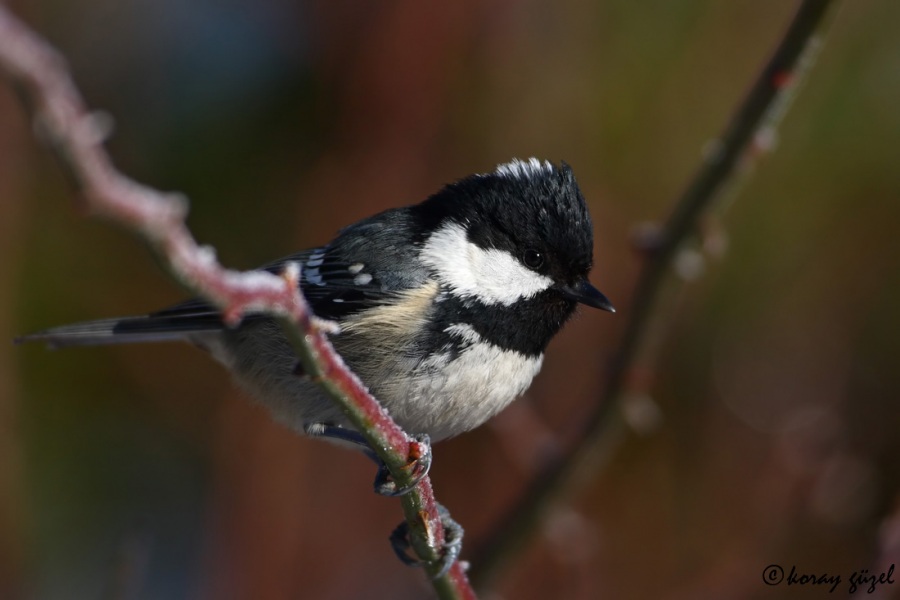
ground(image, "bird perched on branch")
xmin=18 ymin=158 xmax=614 ymax=445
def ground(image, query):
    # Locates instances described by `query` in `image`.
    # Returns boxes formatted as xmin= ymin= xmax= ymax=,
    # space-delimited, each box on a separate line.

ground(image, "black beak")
xmin=559 ymin=280 xmax=616 ymax=313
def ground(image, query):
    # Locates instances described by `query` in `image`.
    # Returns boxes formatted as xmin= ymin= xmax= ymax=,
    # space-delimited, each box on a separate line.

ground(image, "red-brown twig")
xmin=0 ymin=5 xmax=474 ymax=598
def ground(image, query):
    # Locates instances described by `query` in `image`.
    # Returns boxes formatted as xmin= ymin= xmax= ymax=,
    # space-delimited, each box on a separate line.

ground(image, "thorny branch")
xmin=0 ymin=6 xmax=474 ymax=599
xmin=470 ymin=0 xmax=843 ymax=587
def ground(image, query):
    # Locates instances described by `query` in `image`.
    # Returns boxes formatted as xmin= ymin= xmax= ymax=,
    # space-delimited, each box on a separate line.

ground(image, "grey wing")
xmin=267 ymin=207 xmax=432 ymax=319
xmin=16 ymin=209 xmax=428 ymax=349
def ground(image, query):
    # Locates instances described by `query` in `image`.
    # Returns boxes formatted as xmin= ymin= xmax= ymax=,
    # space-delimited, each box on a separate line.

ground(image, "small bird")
xmin=17 ymin=158 xmax=614 ymax=445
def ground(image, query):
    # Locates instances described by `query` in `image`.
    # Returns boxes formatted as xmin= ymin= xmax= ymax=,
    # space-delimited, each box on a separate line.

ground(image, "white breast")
xmin=384 ymin=323 xmax=544 ymax=441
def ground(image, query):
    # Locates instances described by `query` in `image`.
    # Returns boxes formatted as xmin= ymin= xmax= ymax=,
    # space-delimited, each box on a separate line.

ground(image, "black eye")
xmin=522 ymin=248 xmax=544 ymax=270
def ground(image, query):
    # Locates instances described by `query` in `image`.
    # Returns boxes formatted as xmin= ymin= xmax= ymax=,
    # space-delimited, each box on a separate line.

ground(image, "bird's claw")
xmin=305 ymin=426 xmax=455 ymax=575
xmin=304 ymin=425 xmax=431 ymax=496
xmin=389 ymin=503 xmax=464 ymax=579
xmin=373 ymin=433 xmax=432 ymax=496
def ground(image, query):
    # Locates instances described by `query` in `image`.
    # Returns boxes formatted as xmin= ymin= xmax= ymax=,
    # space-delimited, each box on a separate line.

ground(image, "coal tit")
xmin=18 ymin=158 xmax=614 ymax=443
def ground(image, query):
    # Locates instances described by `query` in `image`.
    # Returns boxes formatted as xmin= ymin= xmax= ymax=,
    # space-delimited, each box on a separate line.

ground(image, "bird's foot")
xmin=389 ymin=502 xmax=464 ymax=579
xmin=373 ymin=433 xmax=431 ymax=496
xmin=304 ymin=425 xmax=431 ymax=496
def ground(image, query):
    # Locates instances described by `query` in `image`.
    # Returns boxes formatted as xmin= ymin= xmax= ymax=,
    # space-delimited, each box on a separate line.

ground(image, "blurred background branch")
xmin=470 ymin=0 xmax=842 ymax=587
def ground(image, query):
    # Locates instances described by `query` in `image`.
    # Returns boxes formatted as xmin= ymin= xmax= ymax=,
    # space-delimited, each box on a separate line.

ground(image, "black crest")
xmin=412 ymin=158 xmax=595 ymax=285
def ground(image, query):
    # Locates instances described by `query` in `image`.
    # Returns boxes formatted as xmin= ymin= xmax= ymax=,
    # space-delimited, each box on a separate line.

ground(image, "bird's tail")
xmin=15 ymin=301 xmax=226 ymax=349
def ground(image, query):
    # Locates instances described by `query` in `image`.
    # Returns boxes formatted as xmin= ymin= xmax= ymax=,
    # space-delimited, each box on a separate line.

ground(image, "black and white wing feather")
xmin=16 ymin=207 xmax=429 ymax=349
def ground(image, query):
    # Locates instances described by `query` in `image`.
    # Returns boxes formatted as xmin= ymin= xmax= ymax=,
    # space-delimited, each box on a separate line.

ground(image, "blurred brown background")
xmin=3 ymin=1 xmax=900 ymax=598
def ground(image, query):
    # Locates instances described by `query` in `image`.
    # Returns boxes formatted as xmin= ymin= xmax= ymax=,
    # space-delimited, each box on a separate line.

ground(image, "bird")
xmin=16 ymin=158 xmax=614 ymax=446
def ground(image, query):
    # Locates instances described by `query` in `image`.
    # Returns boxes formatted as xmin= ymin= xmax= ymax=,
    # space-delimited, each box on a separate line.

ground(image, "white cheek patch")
xmin=420 ymin=222 xmax=553 ymax=305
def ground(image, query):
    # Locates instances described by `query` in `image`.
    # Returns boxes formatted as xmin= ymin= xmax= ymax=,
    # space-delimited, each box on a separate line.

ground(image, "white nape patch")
xmin=419 ymin=222 xmax=553 ymax=306
xmin=348 ymin=263 xmax=365 ymax=274
xmin=494 ymin=157 xmax=554 ymax=180
xmin=305 ymin=250 xmax=326 ymax=286
xmin=353 ymin=273 xmax=373 ymax=286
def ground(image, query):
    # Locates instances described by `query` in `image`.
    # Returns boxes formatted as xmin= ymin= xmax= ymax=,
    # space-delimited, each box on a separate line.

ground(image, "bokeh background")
xmin=3 ymin=1 xmax=899 ymax=598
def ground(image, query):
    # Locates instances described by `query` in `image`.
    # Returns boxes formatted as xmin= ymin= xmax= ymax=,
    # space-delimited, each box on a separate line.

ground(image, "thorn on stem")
xmin=420 ymin=510 xmax=436 ymax=547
